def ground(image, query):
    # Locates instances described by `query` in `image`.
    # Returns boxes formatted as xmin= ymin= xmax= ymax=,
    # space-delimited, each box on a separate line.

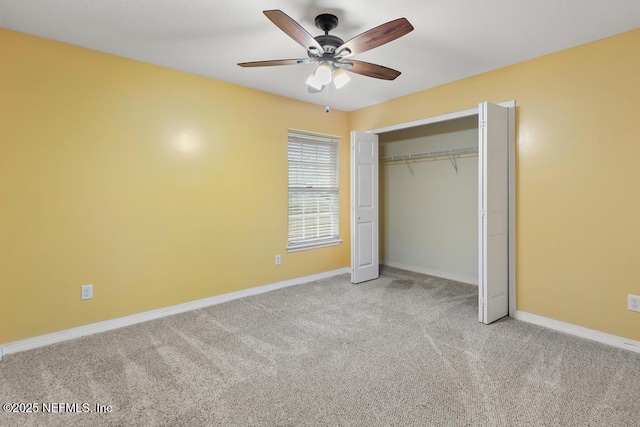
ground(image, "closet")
xmin=379 ymin=115 xmax=479 ymax=285
xmin=350 ymin=101 xmax=515 ymax=324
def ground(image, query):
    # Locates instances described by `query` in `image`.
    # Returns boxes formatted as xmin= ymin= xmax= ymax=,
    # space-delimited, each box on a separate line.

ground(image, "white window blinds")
xmin=287 ymin=131 xmax=341 ymax=251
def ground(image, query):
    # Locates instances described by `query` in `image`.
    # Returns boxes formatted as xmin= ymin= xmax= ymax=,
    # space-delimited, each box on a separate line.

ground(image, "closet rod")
xmin=380 ymin=146 xmax=478 ymax=162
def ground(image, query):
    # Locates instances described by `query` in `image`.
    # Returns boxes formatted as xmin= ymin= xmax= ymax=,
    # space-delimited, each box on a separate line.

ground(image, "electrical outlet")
xmin=81 ymin=284 xmax=93 ymax=300
xmin=275 ymin=254 xmax=281 ymax=266
xmin=628 ymin=294 xmax=640 ymax=313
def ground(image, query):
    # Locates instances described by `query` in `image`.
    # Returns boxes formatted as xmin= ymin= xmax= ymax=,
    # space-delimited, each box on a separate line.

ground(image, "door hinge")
xmin=481 ymin=209 xmax=486 ymax=218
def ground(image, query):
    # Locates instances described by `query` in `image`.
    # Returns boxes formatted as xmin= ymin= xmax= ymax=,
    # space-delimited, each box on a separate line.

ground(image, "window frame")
xmin=286 ymin=130 xmax=342 ymax=252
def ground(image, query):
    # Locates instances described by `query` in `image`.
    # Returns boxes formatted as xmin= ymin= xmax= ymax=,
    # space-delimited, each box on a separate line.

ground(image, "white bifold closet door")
xmin=350 ymin=101 xmax=511 ymax=323
xmin=478 ymin=102 xmax=509 ymax=324
xmin=350 ymin=131 xmax=379 ymax=284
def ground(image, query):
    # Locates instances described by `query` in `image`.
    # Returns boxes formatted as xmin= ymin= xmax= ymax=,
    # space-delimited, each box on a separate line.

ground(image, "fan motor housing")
xmin=314 ymin=34 xmax=344 ymax=54
xmin=311 ymin=13 xmax=343 ymax=54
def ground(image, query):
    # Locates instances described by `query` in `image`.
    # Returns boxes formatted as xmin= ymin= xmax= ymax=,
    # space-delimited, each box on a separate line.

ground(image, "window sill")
xmin=286 ymin=238 xmax=342 ymax=253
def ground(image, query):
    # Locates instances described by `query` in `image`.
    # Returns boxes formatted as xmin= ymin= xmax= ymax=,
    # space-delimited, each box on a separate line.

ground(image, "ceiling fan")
xmin=238 ymin=10 xmax=414 ymax=93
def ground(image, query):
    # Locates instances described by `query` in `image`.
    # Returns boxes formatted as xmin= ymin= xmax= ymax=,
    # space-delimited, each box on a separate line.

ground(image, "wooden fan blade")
xmin=336 ymin=18 xmax=413 ymax=58
xmin=264 ymin=10 xmax=324 ymax=55
xmin=238 ymin=59 xmax=311 ymax=67
xmin=343 ymin=60 xmax=401 ymax=80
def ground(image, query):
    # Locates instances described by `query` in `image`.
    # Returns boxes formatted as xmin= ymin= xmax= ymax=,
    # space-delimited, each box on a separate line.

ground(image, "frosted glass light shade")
xmin=333 ymin=68 xmax=350 ymax=89
xmin=305 ymin=71 xmax=323 ymax=90
xmin=315 ymin=63 xmax=332 ymax=85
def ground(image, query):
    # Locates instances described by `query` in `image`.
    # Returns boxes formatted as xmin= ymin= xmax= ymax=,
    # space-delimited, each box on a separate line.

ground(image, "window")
xmin=287 ymin=131 xmax=341 ymax=252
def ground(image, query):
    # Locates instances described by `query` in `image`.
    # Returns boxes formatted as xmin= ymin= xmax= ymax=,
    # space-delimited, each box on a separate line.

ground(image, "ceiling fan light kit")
xmin=306 ymin=62 xmax=351 ymax=91
xmin=238 ymin=10 xmax=414 ymax=94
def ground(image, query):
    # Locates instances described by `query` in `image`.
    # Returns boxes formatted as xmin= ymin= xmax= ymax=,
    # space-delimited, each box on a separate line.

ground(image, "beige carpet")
xmin=1 ymin=266 xmax=639 ymax=426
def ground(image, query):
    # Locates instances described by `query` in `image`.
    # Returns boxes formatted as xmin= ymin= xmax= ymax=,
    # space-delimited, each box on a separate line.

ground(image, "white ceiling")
xmin=2 ymin=0 xmax=640 ymax=111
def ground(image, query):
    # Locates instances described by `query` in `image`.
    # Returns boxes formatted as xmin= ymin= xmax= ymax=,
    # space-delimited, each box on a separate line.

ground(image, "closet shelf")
xmin=380 ymin=146 xmax=478 ymax=162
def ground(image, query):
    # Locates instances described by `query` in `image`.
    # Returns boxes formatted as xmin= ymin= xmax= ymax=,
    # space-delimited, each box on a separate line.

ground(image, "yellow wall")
xmin=0 ymin=29 xmax=351 ymax=344
xmin=351 ymin=28 xmax=640 ymax=342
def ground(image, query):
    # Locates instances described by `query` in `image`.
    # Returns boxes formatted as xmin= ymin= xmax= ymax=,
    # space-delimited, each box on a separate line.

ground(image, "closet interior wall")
xmin=379 ymin=116 xmax=479 ymax=285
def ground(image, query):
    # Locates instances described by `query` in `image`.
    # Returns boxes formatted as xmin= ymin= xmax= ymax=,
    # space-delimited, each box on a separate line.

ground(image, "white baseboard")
xmin=0 ymin=267 xmax=351 ymax=358
xmin=515 ymin=311 xmax=640 ymax=354
xmin=382 ymin=260 xmax=477 ymax=286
